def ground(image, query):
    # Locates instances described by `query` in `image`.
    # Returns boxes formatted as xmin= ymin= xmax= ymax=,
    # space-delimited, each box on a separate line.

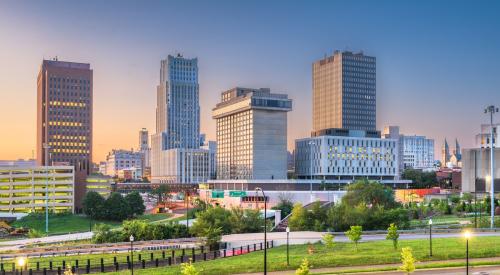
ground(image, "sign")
xmin=212 ymin=190 xmax=224 ymax=198
xmin=229 ymin=190 xmax=247 ymax=197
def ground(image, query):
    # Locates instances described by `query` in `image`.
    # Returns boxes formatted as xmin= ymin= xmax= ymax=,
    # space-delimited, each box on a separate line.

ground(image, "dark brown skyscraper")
xmin=36 ymin=59 xmax=93 ymax=209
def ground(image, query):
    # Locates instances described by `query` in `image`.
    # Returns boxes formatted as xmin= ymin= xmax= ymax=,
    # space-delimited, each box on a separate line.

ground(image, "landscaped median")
xmin=104 ymin=235 xmax=500 ymax=274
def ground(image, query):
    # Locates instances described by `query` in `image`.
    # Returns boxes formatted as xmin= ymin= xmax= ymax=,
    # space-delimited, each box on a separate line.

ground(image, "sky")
xmin=1 ymin=0 xmax=500 ymax=162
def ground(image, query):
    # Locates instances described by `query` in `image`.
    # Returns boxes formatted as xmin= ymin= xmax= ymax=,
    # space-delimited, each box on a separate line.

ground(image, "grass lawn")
xmin=104 ymin=235 xmax=500 ymax=274
xmin=9 ymin=213 xmax=172 ymax=236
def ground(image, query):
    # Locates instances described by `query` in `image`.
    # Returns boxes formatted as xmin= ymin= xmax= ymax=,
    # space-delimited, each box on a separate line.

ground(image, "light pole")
xmin=464 ymin=230 xmax=471 ymax=275
xmin=308 ymin=141 xmax=315 ymax=203
xmin=43 ymin=143 xmax=51 ymax=234
xmin=485 ymin=105 xmax=498 ymax=228
xmin=130 ymin=235 xmax=134 ymax=275
xmin=255 ymin=187 xmax=267 ymax=275
xmin=428 ymin=219 xmax=433 ymax=257
xmin=185 ymin=191 xmax=190 ymax=231
xmin=16 ymin=257 xmax=27 ymax=275
xmin=286 ymin=226 xmax=290 ymax=266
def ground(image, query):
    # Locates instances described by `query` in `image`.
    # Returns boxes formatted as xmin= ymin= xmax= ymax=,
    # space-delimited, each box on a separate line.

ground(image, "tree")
xmin=121 ymin=219 xmax=147 ymax=240
xmin=82 ymin=191 xmax=105 ymax=219
xmin=288 ymin=203 xmax=308 ymax=231
xmin=92 ymin=224 xmax=122 ymax=243
xmin=202 ymin=226 xmax=223 ymax=249
xmin=272 ymin=196 xmax=294 ymax=218
xmin=322 ymin=233 xmax=335 ymax=249
xmin=180 ymin=260 xmax=200 ymax=275
xmin=345 ymin=225 xmax=362 ymax=251
xmin=151 ymin=184 xmax=170 ymax=205
xmin=342 ymin=180 xmax=398 ymax=209
xmin=190 ymin=206 xmax=232 ymax=236
xmin=103 ymin=192 xmax=129 ymax=221
xmin=125 ymin=192 xmax=145 ymax=217
xmin=386 ymin=223 xmax=399 ymax=249
xmin=399 ymin=247 xmax=416 ymax=274
xmin=295 ymin=258 xmax=310 ymax=275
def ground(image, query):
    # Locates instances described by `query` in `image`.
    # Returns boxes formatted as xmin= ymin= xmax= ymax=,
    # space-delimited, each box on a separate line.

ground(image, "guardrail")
xmin=325 ymin=227 xmax=500 ymax=236
xmin=0 ymin=241 xmax=274 ymax=275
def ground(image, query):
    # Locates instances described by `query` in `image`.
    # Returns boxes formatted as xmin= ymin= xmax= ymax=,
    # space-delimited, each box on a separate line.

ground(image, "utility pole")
xmin=485 ymin=105 xmax=498 ymax=228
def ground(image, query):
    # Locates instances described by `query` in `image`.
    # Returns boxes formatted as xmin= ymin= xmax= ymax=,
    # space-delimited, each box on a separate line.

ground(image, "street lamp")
xmin=130 ymin=235 xmax=135 ymax=275
xmin=286 ymin=226 xmax=290 ymax=266
xmin=16 ymin=257 xmax=27 ymax=274
xmin=185 ymin=191 xmax=190 ymax=231
xmin=484 ymin=105 xmax=498 ymax=229
xmin=428 ymin=219 xmax=433 ymax=257
xmin=464 ymin=230 xmax=471 ymax=275
xmin=255 ymin=187 xmax=267 ymax=275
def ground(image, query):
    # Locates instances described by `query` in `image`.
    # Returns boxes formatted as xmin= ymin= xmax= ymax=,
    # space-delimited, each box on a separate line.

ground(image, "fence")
xmin=0 ymin=241 xmax=274 ymax=274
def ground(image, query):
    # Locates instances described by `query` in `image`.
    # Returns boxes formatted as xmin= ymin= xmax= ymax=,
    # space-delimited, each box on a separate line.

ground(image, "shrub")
xmin=386 ymin=223 xmax=399 ymax=249
xmin=180 ymin=260 xmax=200 ymax=275
xmin=322 ymin=233 xmax=335 ymax=249
xmin=27 ymin=229 xmax=44 ymax=238
xmin=288 ymin=204 xmax=307 ymax=231
xmin=295 ymin=258 xmax=310 ymax=275
xmin=345 ymin=225 xmax=362 ymax=251
xmin=399 ymin=247 xmax=416 ymax=274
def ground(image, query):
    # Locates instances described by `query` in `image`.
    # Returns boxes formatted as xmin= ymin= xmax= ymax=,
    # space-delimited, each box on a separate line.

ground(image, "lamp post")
xmin=485 ymin=105 xmax=498 ymax=229
xmin=43 ymin=143 xmax=51 ymax=234
xmin=464 ymin=230 xmax=471 ymax=275
xmin=308 ymin=141 xmax=315 ymax=203
xmin=286 ymin=226 xmax=290 ymax=266
xmin=255 ymin=187 xmax=267 ymax=275
xmin=186 ymin=191 xmax=190 ymax=231
xmin=130 ymin=235 xmax=135 ymax=275
xmin=16 ymin=257 xmax=27 ymax=275
xmin=428 ymin=219 xmax=433 ymax=257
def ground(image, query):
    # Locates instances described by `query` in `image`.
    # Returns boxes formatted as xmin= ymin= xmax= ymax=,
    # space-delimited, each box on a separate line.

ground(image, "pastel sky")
xmin=1 ymin=0 xmax=500 ymax=162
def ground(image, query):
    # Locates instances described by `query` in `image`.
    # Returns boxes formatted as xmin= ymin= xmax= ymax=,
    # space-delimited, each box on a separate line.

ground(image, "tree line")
xmin=82 ymin=191 xmax=145 ymax=221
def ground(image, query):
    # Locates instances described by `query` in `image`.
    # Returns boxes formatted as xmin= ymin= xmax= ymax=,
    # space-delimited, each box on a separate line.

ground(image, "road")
xmin=222 ymin=231 xmax=500 ymax=248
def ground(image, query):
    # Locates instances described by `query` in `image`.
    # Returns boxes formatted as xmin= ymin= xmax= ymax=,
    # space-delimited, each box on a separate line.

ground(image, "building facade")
xmin=0 ymin=165 xmax=75 ymax=218
xmin=138 ymin=128 xmax=151 ymax=169
xmin=105 ymin=149 xmax=142 ymax=177
xmin=461 ymin=148 xmax=500 ymax=193
xmin=401 ymin=135 xmax=435 ymax=170
xmin=201 ymin=140 xmax=217 ymax=180
xmin=475 ymin=123 xmax=498 ymax=148
xmin=151 ymin=54 xmax=211 ymax=184
xmin=36 ymin=59 xmax=93 ymax=209
xmin=312 ymin=51 xmax=376 ymax=132
xmin=212 ymin=87 xmax=292 ymax=180
xmin=295 ymin=130 xmax=399 ymax=180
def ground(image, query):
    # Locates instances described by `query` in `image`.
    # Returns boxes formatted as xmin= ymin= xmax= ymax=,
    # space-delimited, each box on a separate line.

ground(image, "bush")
xmin=345 ymin=225 xmax=362 ymax=251
xmin=295 ymin=258 xmax=310 ymax=275
xmin=386 ymin=223 xmax=399 ymax=249
xmin=288 ymin=204 xmax=308 ymax=231
xmin=322 ymin=233 xmax=335 ymax=249
xmin=27 ymin=229 xmax=44 ymax=238
xmin=272 ymin=198 xmax=294 ymax=218
xmin=399 ymin=247 xmax=416 ymax=274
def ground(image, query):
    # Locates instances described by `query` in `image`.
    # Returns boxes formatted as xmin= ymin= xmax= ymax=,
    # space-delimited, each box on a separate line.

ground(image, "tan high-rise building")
xmin=36 ymin=59 xmax=93 ymax=209
xmin=312 ymin=51 xmax=376 ymax=132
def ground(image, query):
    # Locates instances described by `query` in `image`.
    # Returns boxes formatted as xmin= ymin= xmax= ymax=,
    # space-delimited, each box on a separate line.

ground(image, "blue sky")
xmin=1 ymin=0 xmax=499 ymax=161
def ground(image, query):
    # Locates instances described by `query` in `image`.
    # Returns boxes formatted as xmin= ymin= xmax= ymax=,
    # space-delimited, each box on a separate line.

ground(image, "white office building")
xmin=151 ymin=148 xmax=212 ymax=184
xmin=0 ymin=165 xmax=75 ymax=218
xmin=400 ymin=135 xmax=435 ymax=170
xmin=212 ymin=87 xmax=292 ymax=180
xmin=295 ymin=129 xmax=399 ymax=180
xmin=105 ymin=149 xmax=142 ymax=177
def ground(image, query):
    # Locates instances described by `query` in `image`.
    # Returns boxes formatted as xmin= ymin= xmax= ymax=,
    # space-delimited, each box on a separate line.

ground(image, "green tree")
xmin=345 ymin=225 xmax=362 ymax=251
xmin=322 ymin=233 xmax=335 ymax=249
xmin=180 ymin=260 xmax=200 ymax=275
xmin=190 ymin=206 xmax=232 ymax=236
xmin=399 ymin=247 xmax=416 ymax=274
xmin=151 ymin=184 xmax=170 ymax=205
xmin=342 ymin=180 xmax=398 ymax=209
xmin=295 ymin=258 xmax=310 ymax=275
xmin=272 ymin=197 xmax=294 ymax=218
xmin=202 ymin=226 xmax=223 ymax=248
xmin=121 ymin=219 xmax=147 ymax=240
xmin=386 ymin=223 xmax=399 ymax=249
xmin=103 ymin=192 xmax=129 ymax=221
xmin=92 ymin=224 xmax=122 ymax=243
xmin=82 ymin=191 xmax=105 ymax=220
xmin=288 ymin=203 xmax=308 ymax=231
xmin=125 ymin=192 xmax=145 ymax=217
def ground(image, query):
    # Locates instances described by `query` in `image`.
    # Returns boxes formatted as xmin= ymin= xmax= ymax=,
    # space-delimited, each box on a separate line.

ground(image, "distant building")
xmin=212 ymin=87 xmax=292 ymax=180
xmin=105 ymin=149 xmax=142 ymax=177
xmin=0 ymin=159 xmax=36 ymax=167
xmin=98 ymin=161 xmax=107 ymax=175
xmin=462 ymin=148 xmax=500 ymax=193
xmin=312 ymin=50 xmax=376 ymax=132
xmin=442 ymin=138 xmax=461 ymax=167
xmin=0 ymin=165 xmax=75 ymax=218
xmin=201 ymin=140 xmax=217 ymax=180
xmin=475 ymin=124 xmax=499 ymax=148
xmin=295 ymin=129 xmax=399 ymax=181
xmin=138 ymin=128 xmax=151 ymax=168
xmin=151 ymin=54 xmax=211 ymax=184
xmin=85 ymin=174 xmax=113 ymax=198
xmin=117 ymin=167 xmax=143 ymax=181
xmin=36 ymin=59 xmax=93 ymax=209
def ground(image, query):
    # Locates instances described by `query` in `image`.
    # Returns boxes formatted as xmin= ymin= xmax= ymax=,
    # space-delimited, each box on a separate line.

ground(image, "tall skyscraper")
xmin=312 ymin=50 xmax=376 ymax=132
xmin=151 ymin=55 xmax=211 ymax=184
xmin=156 ymin=54 xmax=200 ymax=149
xmin=212 ymin=87 xmax=292 ymax=180
xmin=36 ymin=59 xmax=92 ymax=208
xmin=138 ymin=128 xmax=151 ymax=178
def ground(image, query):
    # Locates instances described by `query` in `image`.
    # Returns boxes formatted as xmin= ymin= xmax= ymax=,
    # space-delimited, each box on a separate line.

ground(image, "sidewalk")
xmin=239 ymin=256 xmax=500 ymax=275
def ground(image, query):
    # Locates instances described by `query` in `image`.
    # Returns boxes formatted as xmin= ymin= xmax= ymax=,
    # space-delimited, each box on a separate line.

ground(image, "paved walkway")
xmin=239 ymin=257 xmax=500 ymax=275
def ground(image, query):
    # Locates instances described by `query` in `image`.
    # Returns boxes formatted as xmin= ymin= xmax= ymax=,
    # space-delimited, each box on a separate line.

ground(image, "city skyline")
xmin=1 ymin=1 xmax=500 ymax=162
